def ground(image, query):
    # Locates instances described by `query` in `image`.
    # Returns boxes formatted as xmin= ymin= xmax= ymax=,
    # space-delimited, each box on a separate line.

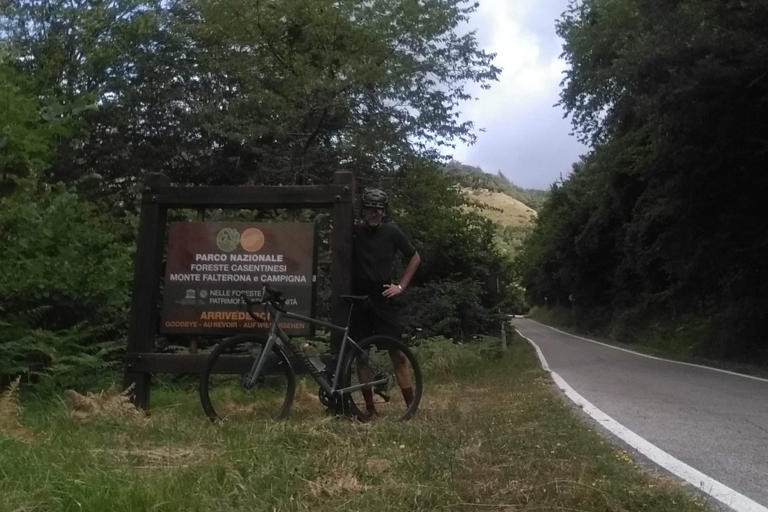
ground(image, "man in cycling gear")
xmin=350 ymin=188 xmax=421 ymax=419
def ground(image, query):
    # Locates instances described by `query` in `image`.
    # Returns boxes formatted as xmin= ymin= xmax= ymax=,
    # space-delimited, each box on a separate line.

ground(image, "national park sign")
xmin=160 ymin=222 xmax=315 ymax=335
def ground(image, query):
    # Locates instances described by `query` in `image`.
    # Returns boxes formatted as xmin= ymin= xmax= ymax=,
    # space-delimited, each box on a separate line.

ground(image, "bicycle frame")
xmin=243 ymin=303 xmax=389 ymax=398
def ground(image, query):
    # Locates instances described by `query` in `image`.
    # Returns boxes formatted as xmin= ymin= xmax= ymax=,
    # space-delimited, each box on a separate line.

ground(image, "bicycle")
xmin=199 ymin=284 xmax=422 ymax=422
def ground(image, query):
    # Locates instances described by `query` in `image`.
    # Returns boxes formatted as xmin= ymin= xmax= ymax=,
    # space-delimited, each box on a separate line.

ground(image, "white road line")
xmin=515 ymin=328 xmax=768 ymax=512
xmin=529 ymin=319 xmax=768 ymax=383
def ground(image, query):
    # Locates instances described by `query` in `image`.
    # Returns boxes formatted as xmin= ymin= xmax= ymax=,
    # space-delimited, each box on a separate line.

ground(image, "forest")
xmin=3 ymin=0 xmax=766 ymax=393
xmin=0 ymin=0 xmax=520 ymax=390
xmin=517 ymin=0 xmax=768 ymax=364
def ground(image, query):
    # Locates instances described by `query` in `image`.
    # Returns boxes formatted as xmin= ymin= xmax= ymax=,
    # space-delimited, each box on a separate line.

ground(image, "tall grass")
xmin=0 ymin=337 xmax=711 ymax=511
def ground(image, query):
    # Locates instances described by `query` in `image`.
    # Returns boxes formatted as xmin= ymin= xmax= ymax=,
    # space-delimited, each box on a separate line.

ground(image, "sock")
xmin=401 ymin=386 xmax=414 ymax=406
xmin=362 ymin=388 xmax=376 ymax=413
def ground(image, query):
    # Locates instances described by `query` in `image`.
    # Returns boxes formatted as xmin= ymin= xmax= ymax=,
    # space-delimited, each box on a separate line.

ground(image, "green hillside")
xmin=443 ymin=160 xmax=549 ymax=211
xmin=440 ymin=161 xmax=543 ymax=257
xmin=456 ymin=186 xmax=536 ymax=258
xmin=462 ymin=187 xmax=537 ymax=228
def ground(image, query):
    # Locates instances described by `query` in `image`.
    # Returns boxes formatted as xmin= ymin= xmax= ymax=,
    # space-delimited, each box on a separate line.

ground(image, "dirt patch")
xmin=364 ymin=458 xmax=392 ymax=475
xmin=459 ymin=438 xmax=483 ymax=460
xmin=213 ymin=390 xmax=258 ymax=418
xmin=423 ymin=384 xmax=493 ymax=415
xmin=292 ymin=379 xmax=323 ymax=412
xmin=423 ymin=383 xmax=527 ymax=420
xmin=307 ymin=466 xmax=367 ymax=497
xmin=0 ymin=377 xmax=35 ymax=442
xmin=64 ymin=384 xmax=148 ymax=425
xmin=91 ymin=445 xmax=212 ymax=469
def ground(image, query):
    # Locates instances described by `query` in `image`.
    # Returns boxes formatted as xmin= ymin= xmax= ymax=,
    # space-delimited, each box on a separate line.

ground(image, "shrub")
xmin=0 ymin=179 xmax=132 ymax=388
xmin=401 ymin=278 xmax=493 ymax=341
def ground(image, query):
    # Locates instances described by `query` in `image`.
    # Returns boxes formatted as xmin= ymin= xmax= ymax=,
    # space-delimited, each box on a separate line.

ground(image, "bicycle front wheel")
xmin=342 ymin=335 xmax=422 ymax=421
xmin=200 ymin=335 xmax=295 ymax=421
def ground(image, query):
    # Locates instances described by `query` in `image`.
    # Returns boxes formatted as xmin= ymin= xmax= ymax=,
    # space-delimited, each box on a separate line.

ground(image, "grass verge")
xmin=1 ymin=337 xmax=712 ymax=511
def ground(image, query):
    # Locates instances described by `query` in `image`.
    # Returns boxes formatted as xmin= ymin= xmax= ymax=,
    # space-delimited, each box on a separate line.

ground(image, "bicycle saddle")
xmin=340 ymin=295 xmax=369 ymax=304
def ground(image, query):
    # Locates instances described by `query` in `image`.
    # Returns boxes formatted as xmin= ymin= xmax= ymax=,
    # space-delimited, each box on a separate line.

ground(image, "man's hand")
xmin=382 ymin=283 xmax=403 ymax=298
xmin=383 ymin=252 xmax=420 ymax=299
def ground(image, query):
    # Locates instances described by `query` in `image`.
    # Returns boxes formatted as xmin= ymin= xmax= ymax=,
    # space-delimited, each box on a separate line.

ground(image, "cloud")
xmin=473 ymin=0 xmax=553 ymax=102
xmin=448 ymin=0 xmax=587 ymax=189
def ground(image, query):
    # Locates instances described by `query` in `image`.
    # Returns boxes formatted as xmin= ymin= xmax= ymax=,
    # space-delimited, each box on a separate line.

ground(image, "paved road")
xmin=513 ymin=318 xmax=768 ymax=509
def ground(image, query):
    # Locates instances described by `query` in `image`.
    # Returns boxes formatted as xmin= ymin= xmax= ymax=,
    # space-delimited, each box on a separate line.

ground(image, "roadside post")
xmin=501 ymin=320 xmax=507 ymax=351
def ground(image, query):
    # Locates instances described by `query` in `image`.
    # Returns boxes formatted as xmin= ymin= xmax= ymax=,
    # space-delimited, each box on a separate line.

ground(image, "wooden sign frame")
xmin=123 ymin=171 xmax=355 ymax=409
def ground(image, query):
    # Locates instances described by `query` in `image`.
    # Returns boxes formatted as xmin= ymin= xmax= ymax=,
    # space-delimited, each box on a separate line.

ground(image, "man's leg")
xmin=350 ymin=305 xmax=377 ymax=417
xmin=374 ymin=301 xmax=414 ymax=407
xmin=389 ymin=349 xmax=414 ymax=406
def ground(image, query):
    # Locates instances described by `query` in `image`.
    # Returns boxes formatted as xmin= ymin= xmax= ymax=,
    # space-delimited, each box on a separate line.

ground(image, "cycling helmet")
xmin=361 ymin=188 xmax=388 ymax=209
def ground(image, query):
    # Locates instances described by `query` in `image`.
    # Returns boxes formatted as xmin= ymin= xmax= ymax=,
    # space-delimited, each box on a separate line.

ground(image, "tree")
xmin=1 ymin=0 xmax=509 ymax=382
xmin=520 ymin=0 xmax=768 ymax=360
xmin=0 ymin=54 xmax=65 ymax=194
xmin=390 ymin=160 xmax=513 ymax=338
xmin=0 ymin=177 xmax=133 ymax=387
xmin=1 ymin=0 xmax=499 ymax=208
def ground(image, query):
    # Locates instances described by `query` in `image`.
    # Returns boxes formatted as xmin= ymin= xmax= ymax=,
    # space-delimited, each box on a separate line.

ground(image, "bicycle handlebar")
xmin=240 ymin=284 xmax=286 ymax=319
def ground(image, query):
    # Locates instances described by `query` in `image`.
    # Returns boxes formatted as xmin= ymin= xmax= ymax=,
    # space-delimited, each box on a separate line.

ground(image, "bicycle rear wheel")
xmin=200 ymin=335 xmax=295 ymax=421
xmin=341 ymin=335 xmax=422 ymax=421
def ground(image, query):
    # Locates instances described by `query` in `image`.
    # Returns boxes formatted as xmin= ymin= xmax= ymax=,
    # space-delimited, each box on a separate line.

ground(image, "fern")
xmin=0 ymin=322 xmax=121 ymax=390
xmin=0 ymin=178 xmax=131 ymax=390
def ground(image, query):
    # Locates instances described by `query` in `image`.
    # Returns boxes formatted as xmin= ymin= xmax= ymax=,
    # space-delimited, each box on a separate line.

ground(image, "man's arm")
xmin=383 ymin=251 xmax=421 ymax=298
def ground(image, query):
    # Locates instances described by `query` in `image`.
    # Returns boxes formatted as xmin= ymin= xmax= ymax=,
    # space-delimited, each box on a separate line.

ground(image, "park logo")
xmin=215 ymin=227 xmax=240 ymax=252
xmin=240 ymin=227 xmax=265 ymax=252
xmin=215 ymin=226 xmax=265 ymax=253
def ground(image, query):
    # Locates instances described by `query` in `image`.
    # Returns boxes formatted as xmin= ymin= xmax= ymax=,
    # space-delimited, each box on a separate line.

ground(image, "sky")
xmin=448 ymin=0 xmax=588 ymax=190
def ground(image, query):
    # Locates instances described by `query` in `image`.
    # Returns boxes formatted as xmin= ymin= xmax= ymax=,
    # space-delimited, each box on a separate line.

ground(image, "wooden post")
xmin=330 ymin=171 xmax=355 ymax=351
xmin=501 ymin=320 xmax=507 ymax=351
xmin=124 ymin=175 xmax=169 ymax=409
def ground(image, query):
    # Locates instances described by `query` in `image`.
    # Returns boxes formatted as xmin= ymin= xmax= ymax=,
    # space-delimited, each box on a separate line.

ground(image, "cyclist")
xmin=348 ymin=187 xmax=421 ymax=419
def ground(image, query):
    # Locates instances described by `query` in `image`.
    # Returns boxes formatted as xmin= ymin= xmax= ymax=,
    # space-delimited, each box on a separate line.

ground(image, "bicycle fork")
xmin=243 ymin=311 xmax=282 ymax=389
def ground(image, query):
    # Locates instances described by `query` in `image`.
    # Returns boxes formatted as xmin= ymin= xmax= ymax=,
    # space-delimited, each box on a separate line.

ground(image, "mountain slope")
xmin=463 ymin=187 xmax=537 ymax=228
xmin=443 ymin=160 xmax=549 ymax=211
